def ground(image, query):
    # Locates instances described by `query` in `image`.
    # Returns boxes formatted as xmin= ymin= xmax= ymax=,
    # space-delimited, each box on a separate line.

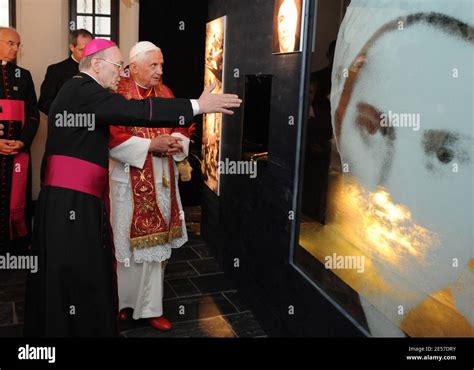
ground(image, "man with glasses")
xmin=24 ymin=38 xmax=241 ymax=337
xmin=38 ymin=29 xmax=93 ymax=114
xmin=0 ymin=27 xmax=39 ymax=252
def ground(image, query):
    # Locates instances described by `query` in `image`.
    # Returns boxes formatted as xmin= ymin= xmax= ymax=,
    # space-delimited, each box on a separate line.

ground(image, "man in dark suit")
xmin=38 ymin=29 xmax=93 ymax=114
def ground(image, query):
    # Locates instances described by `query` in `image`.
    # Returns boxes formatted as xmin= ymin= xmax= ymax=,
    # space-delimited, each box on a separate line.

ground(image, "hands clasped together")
xmin=149 ymin=134 xmax=183 ymax=156
xmin=0 ymin=123 xmax=24 ymax=155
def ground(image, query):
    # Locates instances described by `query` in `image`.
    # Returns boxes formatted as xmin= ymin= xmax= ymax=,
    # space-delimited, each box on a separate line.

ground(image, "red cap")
xmin=83 ymin=38 xmax=117 ymax=57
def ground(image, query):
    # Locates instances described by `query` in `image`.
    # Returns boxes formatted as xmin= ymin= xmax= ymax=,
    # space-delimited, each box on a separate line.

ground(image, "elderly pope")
xmin=109 ymin=41 xmax=193 ymax=331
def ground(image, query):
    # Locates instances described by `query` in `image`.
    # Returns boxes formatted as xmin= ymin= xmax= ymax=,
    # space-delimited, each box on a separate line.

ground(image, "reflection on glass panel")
xmin=95 ymin=0 xmax=111 ymax=15
xmin=0 ymin=0 xmax=9 ymax=27
xmin=95 ymin=17 xmax=111 ymax=35
xmin=297 ymin=0 xmax=473 ymax=338
xmin=77 ymin=0 xmax=93 ymax=14
xmin=76 ymin=16 xmax=93 ymax=33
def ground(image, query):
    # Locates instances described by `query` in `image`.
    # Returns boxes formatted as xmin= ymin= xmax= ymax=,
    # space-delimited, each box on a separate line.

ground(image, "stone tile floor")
xmin=0 ymin=206 xmax=266 ymax=338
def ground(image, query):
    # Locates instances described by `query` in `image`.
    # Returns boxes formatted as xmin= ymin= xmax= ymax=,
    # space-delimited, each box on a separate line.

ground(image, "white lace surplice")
xmin=109 ymin=134 xmax=189 ymax=263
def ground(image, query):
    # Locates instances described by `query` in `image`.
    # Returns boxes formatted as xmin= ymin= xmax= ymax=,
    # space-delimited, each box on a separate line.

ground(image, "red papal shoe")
xmin=148 ymin=316 xmax=172 ymax=331
xmin=118 ymin=309 xmax=130 ymax=321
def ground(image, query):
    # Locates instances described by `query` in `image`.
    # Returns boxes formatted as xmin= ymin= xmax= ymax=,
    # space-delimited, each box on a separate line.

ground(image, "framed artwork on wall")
xmin=272 ymin=0 xmax=305 ymax=54
xmin=202 ymin=15 xmax=227 ymax=196
xmin=293 ymin=0 xmax=474 ymax=338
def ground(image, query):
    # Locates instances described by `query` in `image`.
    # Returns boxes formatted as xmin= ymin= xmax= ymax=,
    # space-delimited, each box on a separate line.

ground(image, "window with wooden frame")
xmin=0 ymin=0 xmax=16 ymax=27
xmin=69 ymin=0 xmax=119 ymax=43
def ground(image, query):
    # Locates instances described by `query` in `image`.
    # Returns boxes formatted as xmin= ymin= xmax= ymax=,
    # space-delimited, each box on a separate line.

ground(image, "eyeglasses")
xmin=98 ymin=58 xmax=123 ymax=70
xmin=0 ymin=40 xmax=22 ymax=48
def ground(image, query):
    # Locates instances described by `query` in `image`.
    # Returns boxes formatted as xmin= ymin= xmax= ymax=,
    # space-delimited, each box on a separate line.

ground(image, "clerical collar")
xmin=1 ymin=60 xmax=6 ymax=65
xmin=81 ymin=71 xmax=101 ymax=86
xmin=134 ymin=81 xmax=151 ymax=90
xmin=71 ymin=55 xmax=79 ymax=64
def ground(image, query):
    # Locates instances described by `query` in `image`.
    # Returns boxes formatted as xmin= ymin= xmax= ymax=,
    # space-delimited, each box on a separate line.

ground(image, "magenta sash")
xmin=0 ymin=99 xmax=29 ymax=239
xmin=43 ymin=154 xmax=118 ymax=322
xmin=43 ymin=155 xmax=108 ymax=198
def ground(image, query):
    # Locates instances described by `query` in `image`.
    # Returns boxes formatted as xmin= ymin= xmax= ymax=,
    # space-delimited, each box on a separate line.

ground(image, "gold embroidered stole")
xmin=117 ymin=78 xmax=183 ymax=249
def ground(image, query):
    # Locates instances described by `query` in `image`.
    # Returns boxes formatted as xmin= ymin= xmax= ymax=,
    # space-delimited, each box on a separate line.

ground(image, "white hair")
xmin=129 ymin=41 xmax=162 ymax=64
xmin=130 ymin=48 xmax=162 ymax=65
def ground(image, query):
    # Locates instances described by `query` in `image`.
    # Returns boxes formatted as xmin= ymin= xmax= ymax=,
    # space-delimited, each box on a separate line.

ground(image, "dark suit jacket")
xmin=39 ymin=57 xmax=79 ymax=115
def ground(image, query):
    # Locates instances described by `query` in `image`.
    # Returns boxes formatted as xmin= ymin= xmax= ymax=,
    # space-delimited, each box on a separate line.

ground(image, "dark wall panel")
xmin=139 ymin=0 xmax=209 ymax=206
xmin=139 ymin=0 xmax=208 ymax=99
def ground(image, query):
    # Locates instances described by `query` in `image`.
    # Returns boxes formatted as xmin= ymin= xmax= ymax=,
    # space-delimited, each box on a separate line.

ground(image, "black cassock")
xmin=0 ymin=62 xmax=39 ymax=250
xmin=24 ymin=73 xmax=193 ymax=337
